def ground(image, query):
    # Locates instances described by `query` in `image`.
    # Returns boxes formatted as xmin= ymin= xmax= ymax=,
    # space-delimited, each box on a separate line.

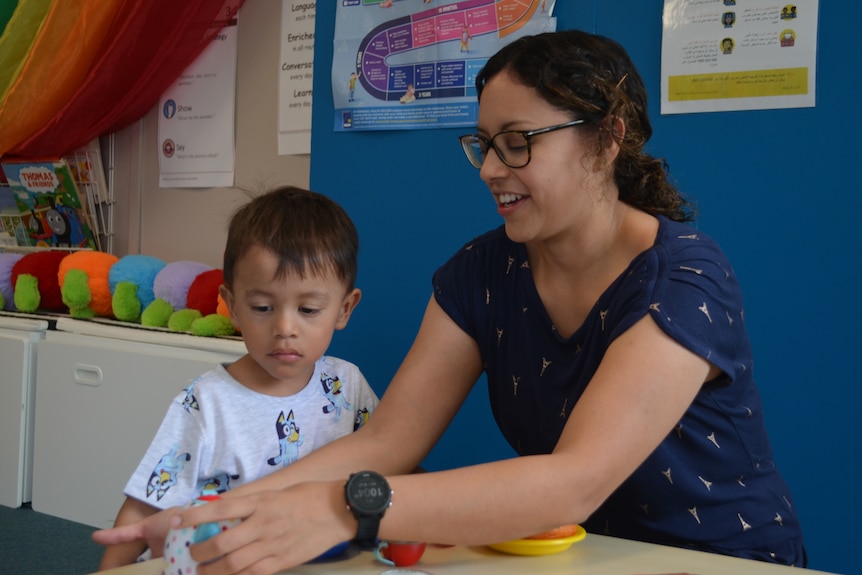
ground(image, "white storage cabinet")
xmin=0 ymin=316 xmax=49 ymax=508
xmin=32 ymin=324 xmax=245 ymax=528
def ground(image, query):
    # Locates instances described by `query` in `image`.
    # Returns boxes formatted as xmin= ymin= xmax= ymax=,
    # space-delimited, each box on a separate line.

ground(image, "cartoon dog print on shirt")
xmin=181 ymin=383 xmax=200 ymax=412
xmin=354 ymin=407 xmax=370 ymax=431
xmin=321 ymin=373 xmax=352 ymax=419
xmin=267 ymin=410 xmax=303 ymax=467
xmin=147 ymin=443 xmax=191 ymax=501
xmin=197 ymin=470 xmax=240 ymax=496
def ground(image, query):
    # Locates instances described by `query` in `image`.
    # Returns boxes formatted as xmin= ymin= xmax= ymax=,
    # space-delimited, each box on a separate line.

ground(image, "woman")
xmin=95 ymin=30 xmax=806 ymax=573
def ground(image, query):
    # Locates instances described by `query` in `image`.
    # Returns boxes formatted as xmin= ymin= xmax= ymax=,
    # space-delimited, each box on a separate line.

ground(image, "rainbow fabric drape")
xmin=0 ymin=0 xmax=244 ymax=160
xmin=0 ymin=0 xmax=19 ymax=35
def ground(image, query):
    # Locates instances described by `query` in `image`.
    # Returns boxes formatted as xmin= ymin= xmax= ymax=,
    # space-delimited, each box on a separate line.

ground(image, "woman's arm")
xmin=175 ymin=307 xmax=714 ymax=575
xmin=373 ymin=311 xmax=714 ymax=545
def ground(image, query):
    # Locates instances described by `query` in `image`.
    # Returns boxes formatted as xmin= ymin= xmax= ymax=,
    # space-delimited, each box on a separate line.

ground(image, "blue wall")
xmin=311 ymin=2 xmax=858 ymax=574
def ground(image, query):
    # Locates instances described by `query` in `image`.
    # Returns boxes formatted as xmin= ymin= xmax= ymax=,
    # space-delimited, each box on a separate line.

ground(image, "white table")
xmin=96 ymin=533 xmax=841 ymax=575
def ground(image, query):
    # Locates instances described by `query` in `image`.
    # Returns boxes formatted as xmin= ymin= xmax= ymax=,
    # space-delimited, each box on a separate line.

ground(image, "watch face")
xmin=347 ymin=472 xmax=391 ymax=514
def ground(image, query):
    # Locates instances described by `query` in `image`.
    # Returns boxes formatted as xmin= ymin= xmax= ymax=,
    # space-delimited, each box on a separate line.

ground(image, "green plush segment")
xmin=61 ymin=268 xmax=92 ymax=314
xmin=112 ymin=281 xmax=142 ymax=322
xmin=141 ymin=298 xmax=174 ymax=327
xmin=191 ymin=314 xmax=236 ymax=337
xmin=70 ymin=306 xmax=97 ymax=318
xmin=168 ymin=308 xmax=202 ymax=332
xmin=14 ymin=274 xmax=40 ymax=312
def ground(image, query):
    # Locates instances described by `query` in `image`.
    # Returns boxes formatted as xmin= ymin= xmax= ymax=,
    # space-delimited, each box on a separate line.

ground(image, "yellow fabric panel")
xmin=0 ymin=0 xmax=123 ymax=157
xmin=0 ymin=0 xmax=52 ymax=104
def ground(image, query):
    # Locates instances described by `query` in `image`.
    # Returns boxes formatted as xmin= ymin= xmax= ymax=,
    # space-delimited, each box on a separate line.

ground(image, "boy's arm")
xmin=98 ymin=497 xmax=160 ymax=571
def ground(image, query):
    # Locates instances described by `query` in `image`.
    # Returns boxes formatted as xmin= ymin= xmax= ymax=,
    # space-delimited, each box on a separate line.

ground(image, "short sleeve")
xmin=123 ymin=392 xmax=204 ymax=509
xmin=647 ymin=227 xmax=752 ymax=383
xmin=432 ymin=247 xmax=476 ymax=338
xmin=432 ymin=226 xmax=513 ymax=341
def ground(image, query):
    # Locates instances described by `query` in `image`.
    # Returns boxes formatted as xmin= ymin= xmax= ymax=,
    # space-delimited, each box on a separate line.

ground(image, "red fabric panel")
xmin=10 ymin=0 xmax=243 ymax=158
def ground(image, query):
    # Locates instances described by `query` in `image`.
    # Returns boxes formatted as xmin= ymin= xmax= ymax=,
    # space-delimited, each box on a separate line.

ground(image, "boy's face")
xmin=221 ymin=244 xmax=360 ymax=394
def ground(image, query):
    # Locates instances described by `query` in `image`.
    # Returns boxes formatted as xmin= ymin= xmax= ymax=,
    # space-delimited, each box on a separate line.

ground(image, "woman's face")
xmin=476 ymin=70 xmax=607 ymax=245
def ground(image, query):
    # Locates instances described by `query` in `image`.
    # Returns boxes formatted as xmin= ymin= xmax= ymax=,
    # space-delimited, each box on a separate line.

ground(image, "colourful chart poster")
xmin=661 ymin=0 xmax=818 ymax=114
xmin=333 ymin=0 xmax=556 ymax=132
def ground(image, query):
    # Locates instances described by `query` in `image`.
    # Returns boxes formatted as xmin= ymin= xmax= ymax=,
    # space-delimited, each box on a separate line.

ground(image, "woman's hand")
xmin=92 ymin=483 xmax=356 ymax=575
xmin=178 ymin=481 xmax=355 ymax=575
xmin=92 ymin=505 xmax=181 ymax=560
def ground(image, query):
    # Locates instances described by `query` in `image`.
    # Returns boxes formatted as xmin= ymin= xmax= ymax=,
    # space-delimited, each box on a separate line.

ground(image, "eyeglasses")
xmin=458 ymin=119 xmax=586 ymax=169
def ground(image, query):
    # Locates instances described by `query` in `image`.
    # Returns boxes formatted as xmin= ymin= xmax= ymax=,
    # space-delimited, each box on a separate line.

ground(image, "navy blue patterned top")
xmin=432 ymin=216 xmax=806 ymax=566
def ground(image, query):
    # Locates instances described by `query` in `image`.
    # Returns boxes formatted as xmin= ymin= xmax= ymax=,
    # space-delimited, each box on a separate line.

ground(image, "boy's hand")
xmin=92 ymin=506 xmax=181 ymax=559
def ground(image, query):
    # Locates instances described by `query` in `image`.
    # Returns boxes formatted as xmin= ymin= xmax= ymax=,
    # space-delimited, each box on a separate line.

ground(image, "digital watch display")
xmin=344 ymin=470 xmax=392 ymax=549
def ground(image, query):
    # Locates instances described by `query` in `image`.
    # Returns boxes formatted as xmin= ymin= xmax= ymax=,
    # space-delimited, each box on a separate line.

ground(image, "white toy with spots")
xmin=162 ymin=495 xmax=240 ymax=575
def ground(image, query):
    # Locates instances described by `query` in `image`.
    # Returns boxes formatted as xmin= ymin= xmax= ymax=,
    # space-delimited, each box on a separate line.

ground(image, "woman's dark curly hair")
xmin=476 ymin=30 xmax=693 ymax=222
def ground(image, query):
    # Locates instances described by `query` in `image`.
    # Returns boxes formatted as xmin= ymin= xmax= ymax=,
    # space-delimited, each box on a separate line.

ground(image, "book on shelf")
xmin=64 ymin=139 xmax=111 ymax=250
xmin=0 ymin=169 xmax=23 ymax=248
xmin=0 ymin=157 xmax=100 ymax=251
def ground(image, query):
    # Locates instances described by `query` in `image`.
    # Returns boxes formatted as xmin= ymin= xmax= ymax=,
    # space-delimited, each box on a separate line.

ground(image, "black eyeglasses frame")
xmin=458 ymin=119 xmax=587 ymax=169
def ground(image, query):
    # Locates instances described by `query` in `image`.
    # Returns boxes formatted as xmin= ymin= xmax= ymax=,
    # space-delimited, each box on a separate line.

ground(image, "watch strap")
xmin=345 ymin=471 xmax=391 ymax=550
xmin=353 ymin=514 xmax=382 ymax=550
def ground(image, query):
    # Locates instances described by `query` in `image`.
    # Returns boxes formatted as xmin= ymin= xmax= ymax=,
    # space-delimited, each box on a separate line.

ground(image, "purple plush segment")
xmin=153 ymin=261 xmax=214 ymax=309
xmin=0 ymin=252 xmax=24 ymax=310
xmin=108 ymin=255 xmax=167 ymax=310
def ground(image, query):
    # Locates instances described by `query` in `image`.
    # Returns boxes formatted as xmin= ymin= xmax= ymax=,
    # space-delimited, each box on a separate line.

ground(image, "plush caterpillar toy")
xmin=0 ymin=250 xmax=236 ymax=337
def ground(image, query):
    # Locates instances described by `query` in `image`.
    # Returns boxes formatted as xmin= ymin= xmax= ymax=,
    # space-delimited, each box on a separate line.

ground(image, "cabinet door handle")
xmin=74 ymin=364 xmax=103 ymax=387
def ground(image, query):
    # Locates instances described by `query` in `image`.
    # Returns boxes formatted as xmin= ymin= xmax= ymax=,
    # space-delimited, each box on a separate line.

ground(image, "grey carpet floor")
xmin=0 ymin=503 xmax=104 ymax=574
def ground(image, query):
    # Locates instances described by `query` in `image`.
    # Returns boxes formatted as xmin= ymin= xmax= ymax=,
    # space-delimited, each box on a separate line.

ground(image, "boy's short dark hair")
xmin=223 ymin=186 xmax=358 ymax=290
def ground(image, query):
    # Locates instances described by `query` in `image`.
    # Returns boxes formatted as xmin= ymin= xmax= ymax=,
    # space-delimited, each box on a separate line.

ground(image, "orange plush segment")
xmin=58 ymin=251 xmax=119 ymax=316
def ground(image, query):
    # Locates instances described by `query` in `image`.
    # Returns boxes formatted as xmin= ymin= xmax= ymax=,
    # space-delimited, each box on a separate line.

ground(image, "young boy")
xmin=99 ymin=187 xmax=378 ymax=569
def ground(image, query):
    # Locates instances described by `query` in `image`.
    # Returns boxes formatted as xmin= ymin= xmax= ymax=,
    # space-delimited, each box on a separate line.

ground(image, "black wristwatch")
xmin=344 ymin=470 xmax=392 ymax=550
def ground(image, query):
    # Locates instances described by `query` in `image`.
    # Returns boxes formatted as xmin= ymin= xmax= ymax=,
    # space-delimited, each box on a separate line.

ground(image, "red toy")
xmin=186 ymin=268 xmax=223 ymax=316
xmin=11 ymin=250 xmax=69 ymax=312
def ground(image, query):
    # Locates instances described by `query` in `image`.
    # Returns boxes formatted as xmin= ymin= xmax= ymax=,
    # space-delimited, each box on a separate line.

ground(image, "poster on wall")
xmin=661 ymin=0 xmax=819 ymax=114
xmin=157 ymin=16 xmax=239 ymax=188
xmin=332 ymin=0 xmax=556 ymax=132
xmin=279 ymin=0 xmax=315 ymax=156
